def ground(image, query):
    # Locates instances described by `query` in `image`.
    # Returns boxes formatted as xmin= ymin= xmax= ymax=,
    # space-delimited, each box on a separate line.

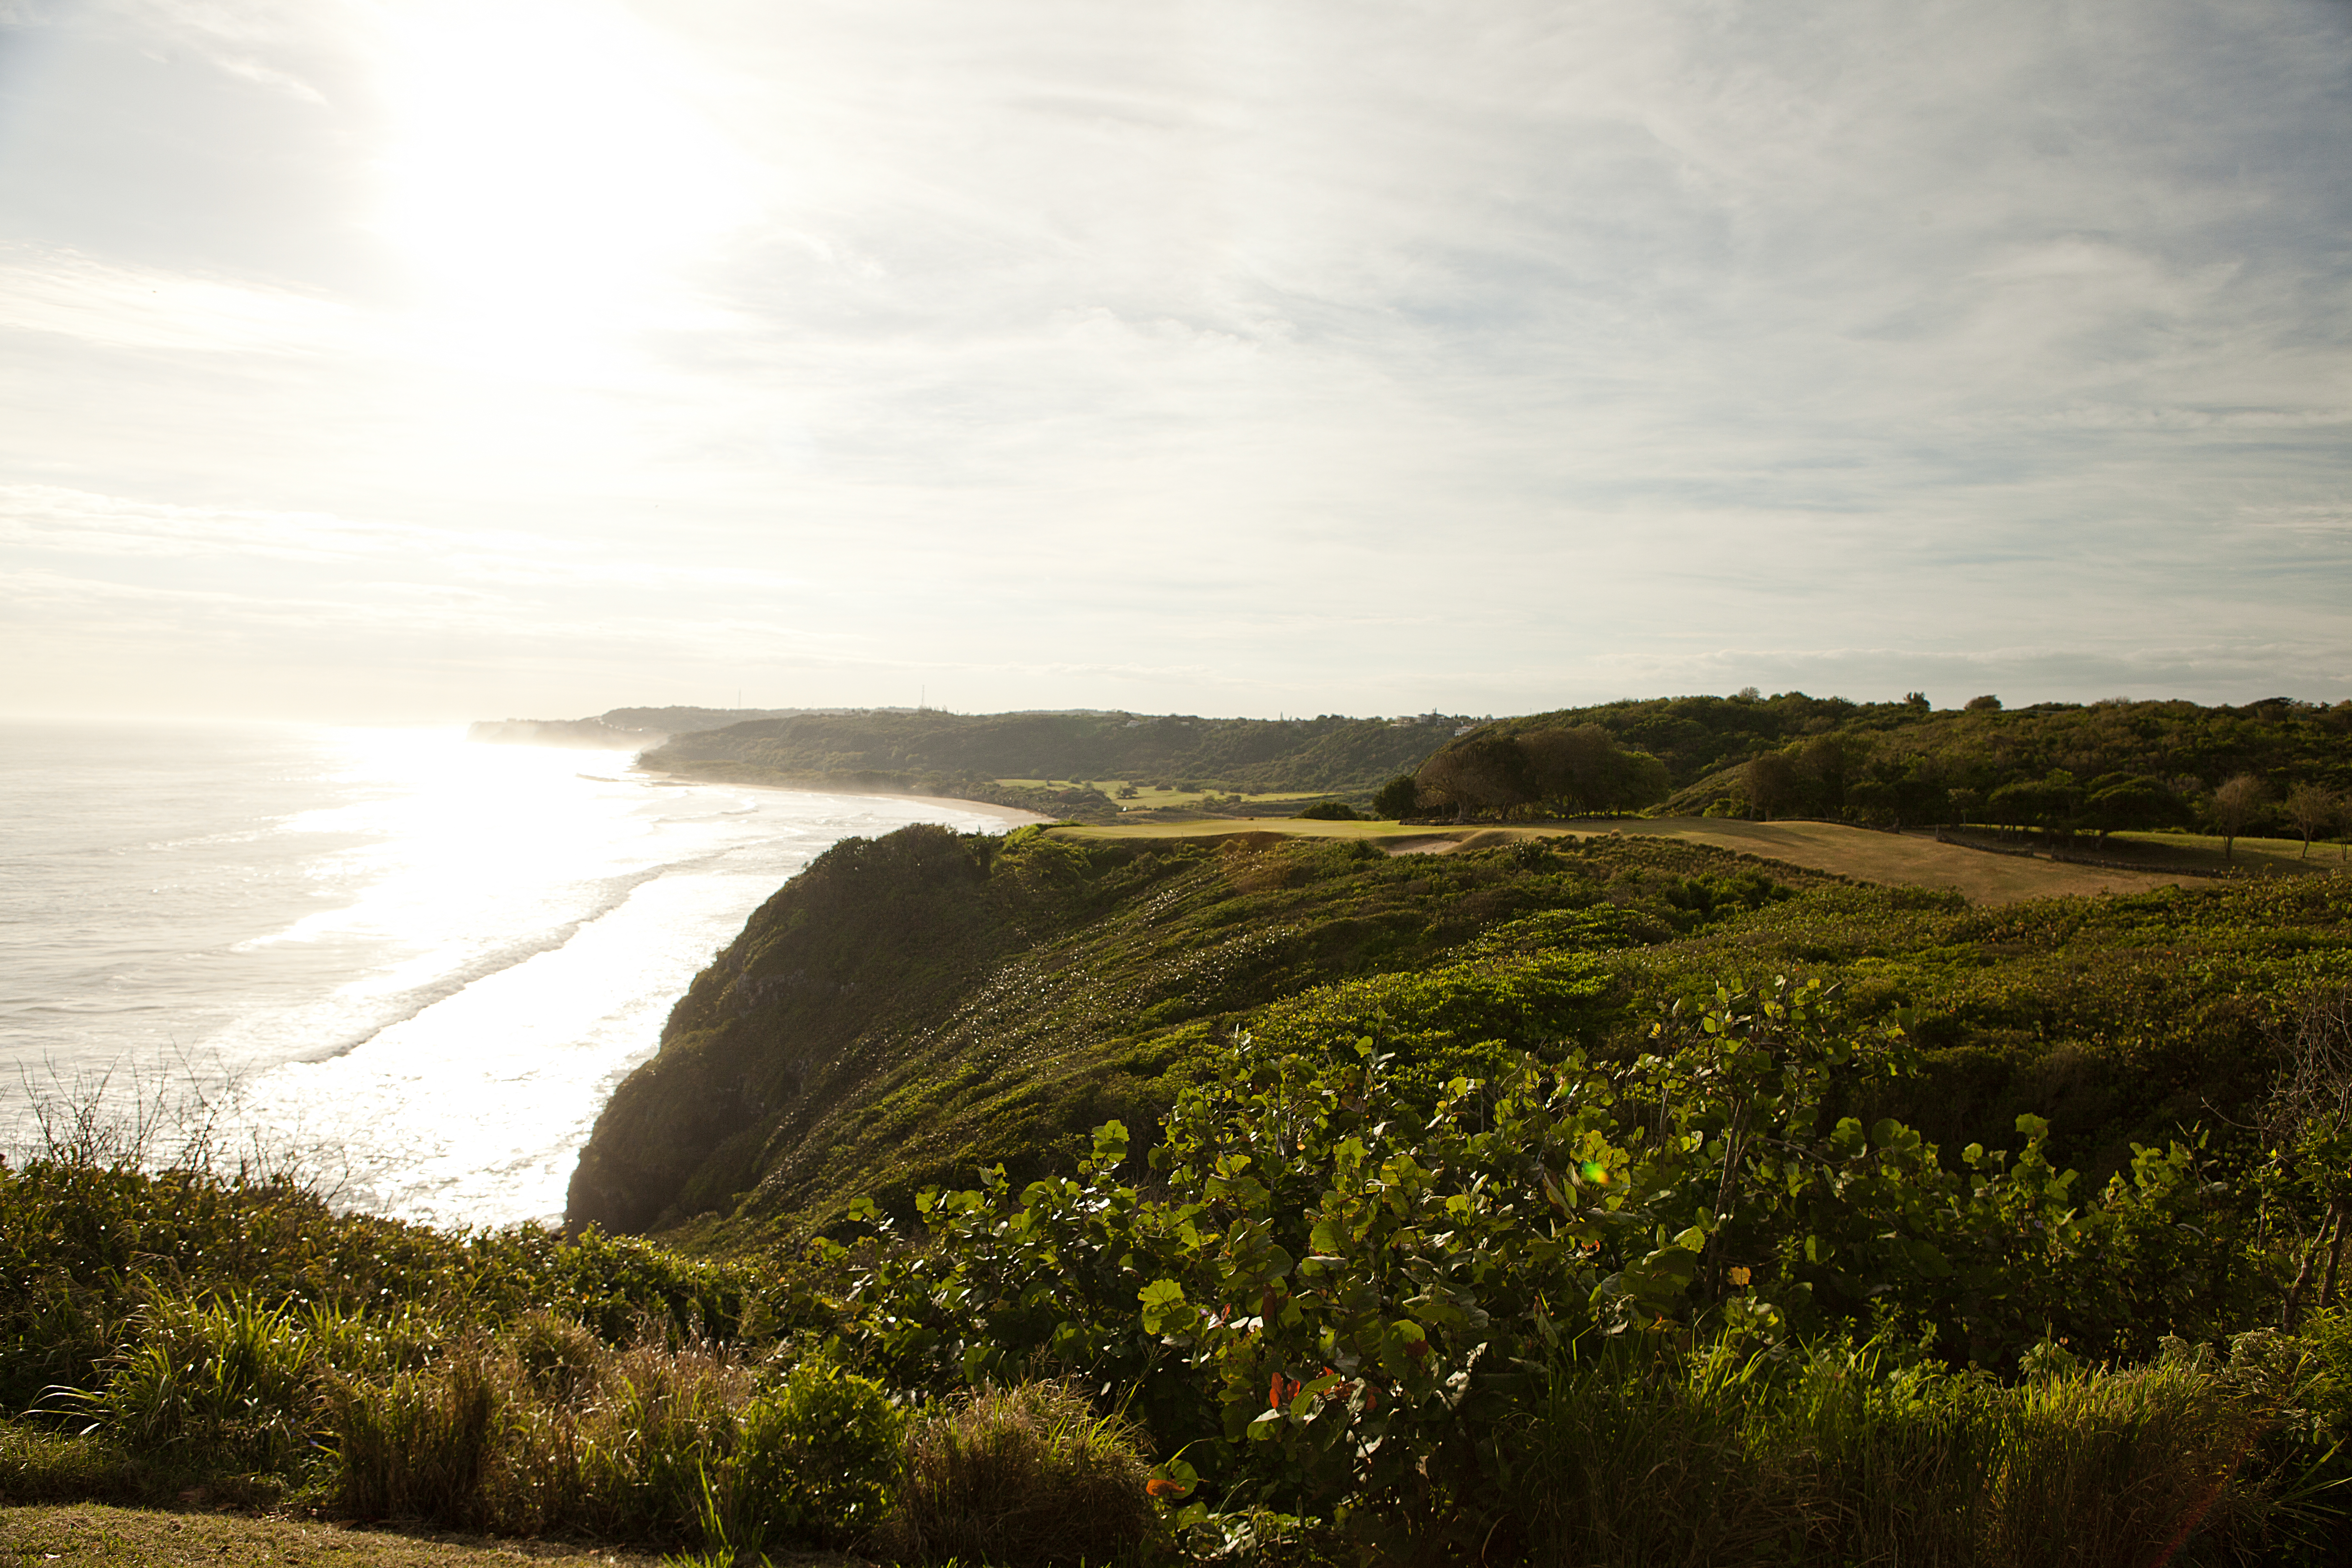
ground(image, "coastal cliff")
xmin=563 ymin=822 xmax=1788 ymax=1234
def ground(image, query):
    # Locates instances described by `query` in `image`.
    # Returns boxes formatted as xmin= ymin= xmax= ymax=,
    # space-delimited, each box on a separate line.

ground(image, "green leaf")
xmin=1138 ymin=1278 xmax=1189 ymax=1334
xmin=1900 ymin=1238 xmax=1954 ymax=1278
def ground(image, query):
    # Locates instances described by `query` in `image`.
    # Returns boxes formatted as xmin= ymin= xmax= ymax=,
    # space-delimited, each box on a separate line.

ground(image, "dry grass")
xmin=1003 ymin=779 xmax=1339 ymax=813
xmin=872 ymin=1383 xmax=1155 ymax=1568
xmin=1601 ymin=818 xmax=2184 ymax=902
xmin=1057 ymin=815 xmax=2188 ymax=904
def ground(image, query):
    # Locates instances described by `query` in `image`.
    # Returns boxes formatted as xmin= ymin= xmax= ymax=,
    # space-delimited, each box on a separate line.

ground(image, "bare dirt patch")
xmin=0 ymin=1505 xmax=870 ymax=1568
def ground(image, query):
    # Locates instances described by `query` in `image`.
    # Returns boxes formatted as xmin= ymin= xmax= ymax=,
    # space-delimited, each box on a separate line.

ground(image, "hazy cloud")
xmin=1 ymin=0 xmax=2347 ymax=720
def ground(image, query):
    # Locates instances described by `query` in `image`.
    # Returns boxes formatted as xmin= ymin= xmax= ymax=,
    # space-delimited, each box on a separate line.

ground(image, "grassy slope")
xmin=567 ymin=826 xmax=1847 ymax=1235
xmin=1063 ymin=815 xmax=2190 ymax=902
xmin=570 ymin=816 xmax=2352 ymax=1243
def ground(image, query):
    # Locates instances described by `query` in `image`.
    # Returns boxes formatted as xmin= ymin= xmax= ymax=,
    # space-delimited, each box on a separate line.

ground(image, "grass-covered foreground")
xmin=6 ymin=1040 xmax=2352 ymax=1565
xmin=10 ymin=824 xmax=2352 ymax=1563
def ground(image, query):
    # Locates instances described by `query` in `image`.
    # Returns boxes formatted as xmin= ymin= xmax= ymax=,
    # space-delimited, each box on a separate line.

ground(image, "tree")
xmin=2210 ymin=773 xmax=2269 ymax=861
xmin=1744 ymin=750 xmax=1800 ymax=820
xmin=2082 ymin=774 xmax=2187 ymax=843
xmin=1965 ymin=694 xmax=2002 ymax=712
xmin=1987 ymin=773 xmax=2081 ymax=836
xmin=1371 ymin=775 xmax=1420 ymax=821
xmin=1517 ymin=725 xmax=1666 ymax=815
xmin=1416 ymin=735 xmax=1528 ymax=822
xmin=2284 ymin=781 xmax=2341 ymax=860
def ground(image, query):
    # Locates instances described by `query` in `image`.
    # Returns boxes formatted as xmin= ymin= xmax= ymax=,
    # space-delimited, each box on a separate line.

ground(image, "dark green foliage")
xmin=325 ymin=1331 xmax=818 ymax=1544
xmin=1642 ymin=694 xmax=2352 ymax=827
xmin=1415 ymin=724 xmax=1671 ymax=820
xmin=641 ymin=709 xmax=1461 ymax=806
xmin=1628 ymin=876 xmax=2352 ymax=1179
xmin=0 ymin=1148 xmax=773 ymax=1438
xmin=637 ymin=692 xmax=2352 ymax=839
xmin=572 ymin=815 xmax=2352 ymax=1249
xmin=833 ymin=983 xmax=2339 ymax=1558
xmin=16 ymin=816 xmax=2352 ymax=1555
xmin=1501 ymin=1336 xmax=2297 ymax=1566
xmin=1371 ymin=774 xmax=1420 ymax=820
xmin=1290 ymin=800 xmax=1361 ymax=820
xmin=726 ymin=1357 xmax=902 ymax=1546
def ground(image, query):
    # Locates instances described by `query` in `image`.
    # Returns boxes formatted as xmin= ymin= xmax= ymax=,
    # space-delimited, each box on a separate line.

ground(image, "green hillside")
xmin=636 ymin=709 xmax=1464 ymax=813
xmin=568 ymin=820 xmax=2352 ymax=1241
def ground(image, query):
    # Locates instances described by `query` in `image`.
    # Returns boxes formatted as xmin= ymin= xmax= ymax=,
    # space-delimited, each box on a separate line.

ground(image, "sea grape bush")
xmin=838 ymin=979 xmax=2260 ymax=1538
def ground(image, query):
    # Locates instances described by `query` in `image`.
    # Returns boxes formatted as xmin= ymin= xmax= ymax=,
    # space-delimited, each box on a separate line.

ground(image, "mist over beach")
xmin=0 ymin=718 xmax=1030 ymax=1226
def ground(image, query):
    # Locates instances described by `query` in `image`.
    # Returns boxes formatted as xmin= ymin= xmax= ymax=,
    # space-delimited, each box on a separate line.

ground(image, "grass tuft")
xmin=874 ymin=1381 xmax=1156 ymax=1568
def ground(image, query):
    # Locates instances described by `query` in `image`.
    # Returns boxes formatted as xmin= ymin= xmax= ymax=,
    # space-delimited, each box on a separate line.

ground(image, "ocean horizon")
xmin=0 ymin=717 xmax=1030 ymax=1229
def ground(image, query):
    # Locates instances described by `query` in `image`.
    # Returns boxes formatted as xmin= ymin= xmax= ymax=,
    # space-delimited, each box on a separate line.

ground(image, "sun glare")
xmin=369 ymin=0 xmax=755 ymax=371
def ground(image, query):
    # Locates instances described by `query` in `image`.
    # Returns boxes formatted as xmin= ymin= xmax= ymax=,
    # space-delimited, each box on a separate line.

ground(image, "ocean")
xmin=0 ymin=719 xmax=1027 ymax=1229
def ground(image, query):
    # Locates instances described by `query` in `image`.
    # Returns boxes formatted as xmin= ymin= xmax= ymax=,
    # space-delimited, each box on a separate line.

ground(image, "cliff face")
xmin=566 ymin=824 xmax=1044 ymax=1233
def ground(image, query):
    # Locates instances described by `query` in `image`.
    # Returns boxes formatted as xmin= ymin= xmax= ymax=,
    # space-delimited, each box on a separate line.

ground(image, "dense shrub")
xmin=836 ymin=980 xmax=2328 ymax=1555
xmin=1498 ymin=1334 xmax=2300 ymax=1568
xmin=726 ymin=1357 xmax=901 ymax=1546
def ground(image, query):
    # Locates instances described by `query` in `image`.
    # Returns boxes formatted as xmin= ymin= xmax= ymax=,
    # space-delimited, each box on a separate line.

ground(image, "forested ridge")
xmin=639 ymin=708 xmax=1466 ymax=805
xmin=490 ymin=694 xmax=2352 ymax=843
xmin=1398 ymin=693 xmax=2352 ymax=838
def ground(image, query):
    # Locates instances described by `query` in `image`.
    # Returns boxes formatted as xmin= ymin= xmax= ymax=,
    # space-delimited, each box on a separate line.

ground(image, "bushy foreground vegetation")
xmin=12 ymin=972 xmax=2352 ymax=1560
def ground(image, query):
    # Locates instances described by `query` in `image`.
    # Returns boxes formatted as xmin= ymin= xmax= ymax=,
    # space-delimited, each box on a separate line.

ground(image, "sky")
xmin=1 ymin=0 xmax=2347 ymax=724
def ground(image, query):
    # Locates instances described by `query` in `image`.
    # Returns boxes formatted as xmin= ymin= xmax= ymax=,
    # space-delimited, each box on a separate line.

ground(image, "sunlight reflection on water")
xmin=0 ymin=720 xmax=1024 ymax=1227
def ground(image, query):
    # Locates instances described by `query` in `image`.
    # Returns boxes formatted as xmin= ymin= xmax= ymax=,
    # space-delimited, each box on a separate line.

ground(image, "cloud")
xmin=0 ymin=0 xmax=2347 ymax=718
xmin=90 ymin=0 xmax=338 ymax=101
xmin=0 ymin=485 xmax=808 ymax=592
xmin=0 ymin=245 xmax=359 ymax=355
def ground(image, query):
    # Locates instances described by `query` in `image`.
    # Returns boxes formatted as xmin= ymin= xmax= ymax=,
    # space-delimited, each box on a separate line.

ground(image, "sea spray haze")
xmin=0 ymin=718 xmax=1021 ymax=1226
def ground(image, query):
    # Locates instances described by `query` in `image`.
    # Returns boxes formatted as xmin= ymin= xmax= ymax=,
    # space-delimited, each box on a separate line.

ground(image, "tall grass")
xmin=1504 ymin=1336 xmax=2308 ymax=1568
xmin=327 ymin=1321 xmax=902 ymax=1550
xmin=74 ymin=1294 xmax=328 ymax=1475
xmin=874 ymin=1381 xmax=1158 ymax=1568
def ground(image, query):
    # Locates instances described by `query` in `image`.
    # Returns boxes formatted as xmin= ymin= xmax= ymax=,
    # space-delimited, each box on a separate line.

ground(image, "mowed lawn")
xmin=1000 ymin=779 xmax=1342 ymax=811
xmin=2103 ymin=828 xmax=2350 ymax=875
xmin=1055 ymin=815 xmax=2197 ymax=905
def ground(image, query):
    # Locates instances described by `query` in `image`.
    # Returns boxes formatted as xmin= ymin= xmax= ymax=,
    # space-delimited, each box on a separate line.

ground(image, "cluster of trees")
xmin=1565 ymin=691 xmax=2352 ymax=800
xmin=1734 ymin=744 xmax=2348 ymax=859
xmin=1376 ymin=724 xmax=1670 ymax=821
